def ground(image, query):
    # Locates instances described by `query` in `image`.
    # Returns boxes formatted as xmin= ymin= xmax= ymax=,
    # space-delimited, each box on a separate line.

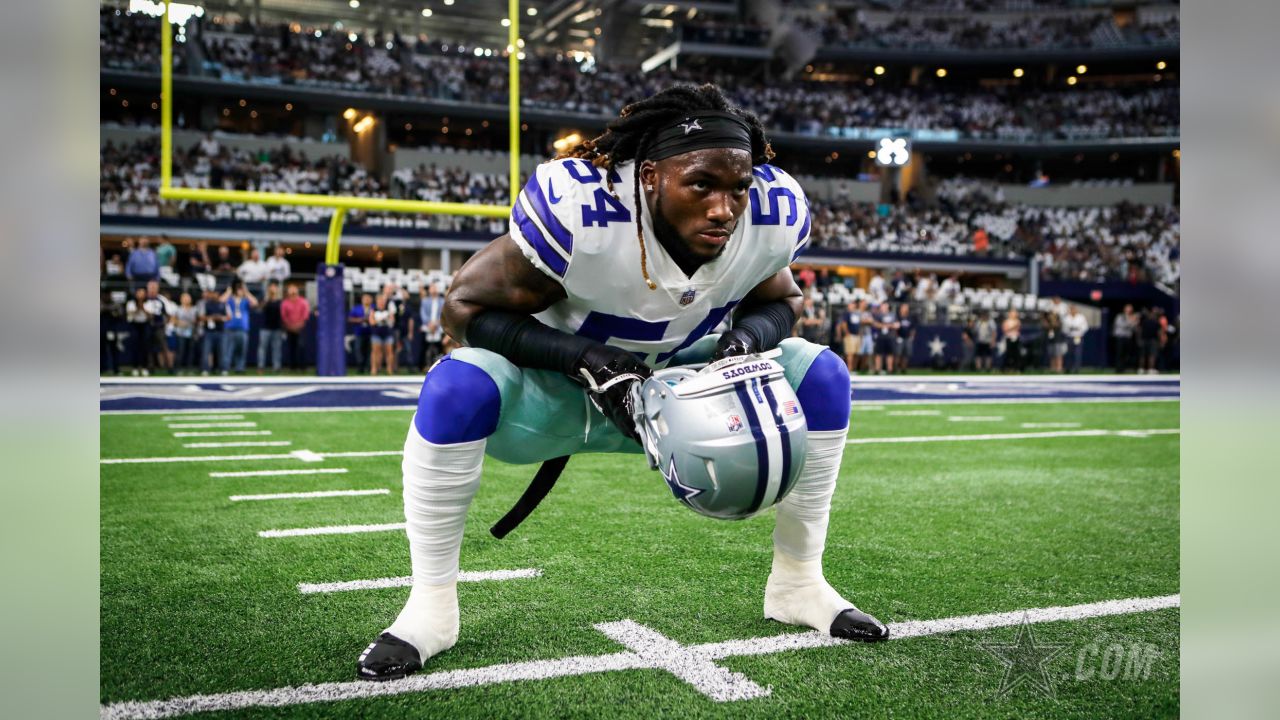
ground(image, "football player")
xmin=357 ymin=84 xmax=888 ymax=681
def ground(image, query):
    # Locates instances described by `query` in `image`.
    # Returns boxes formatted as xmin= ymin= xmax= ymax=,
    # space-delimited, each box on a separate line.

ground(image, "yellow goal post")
xmin=157 ymin=0 xmax=523 ymax=264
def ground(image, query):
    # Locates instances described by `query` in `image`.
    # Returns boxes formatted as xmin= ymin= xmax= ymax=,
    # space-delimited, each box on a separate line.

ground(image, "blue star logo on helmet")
xmin=660 ymin=458 xmax=703 ymax=503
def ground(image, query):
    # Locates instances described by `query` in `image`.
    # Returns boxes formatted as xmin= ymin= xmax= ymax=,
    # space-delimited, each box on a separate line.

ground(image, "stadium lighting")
xmin=353 ymin=116 xmax=374 ymax=134
xmin=1076 ymin=64 xmax=1088 ymax=74
xmin=443 ymin=0 xmax=454 ymax=4
xmin=935 ymin=68 xmax=947 ymax=78
xmin=874 ymin=65 xmax=885 ymax=75
xmin=349 ymin=0 xmax=360 ymax=8
xmin=1013 ymin=68 xmax=1024 ymax=78
xmin=421 ymin=8 xmax=432 ymax=17
xmin=1067 ymin=76 xmax=1078 ymax=86
xmin=875 ymin=137 xmax=911 ymax=167
xmin=528 ymin=7 xmax=537 ymax=15
xmin=867 ymin=150 xmax=876 ymax=159
xmin=501 ymin=18 xmax=511 ymax=27
xmin=553 ymin=133 xmax=583 ymax=152
xmin=1156 ymin=60 xmax=1167 ymax=70
xmin=343 ymin=108 xmax=358 ymax=120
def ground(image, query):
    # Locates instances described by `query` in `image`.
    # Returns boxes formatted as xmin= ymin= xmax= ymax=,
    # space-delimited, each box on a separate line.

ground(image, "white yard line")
xmin=172 ymin=431 xmax=273 ymax=438
xmin=161 ymin=414 xmax=246 ymax=421
xmin=1020 ymin=422 xmax=1082 ymax=429
xmin=289 ymin=449 xmax=325 ymax=462
xmin=887 ymin=409 xmax=942 ymax=416
xmin=258 ymin=522 xmax=405 ymax=538
xmin=298 ymin=569 xmax=544 ymax=594
xmin=167 ymin=422 xmax=259 ymax=429
xmin=947 ymin=416 xmax=1005 ymax=422
xmin=230 ymin=489 xmax=390 ymax=502
xmin=99 ymin=593 xmax=1180 ymax=719
xmin=210 ymin=468 xmax=350 ymax=478
xmin=847 ymin=428 xmax=1179 ymax=445
xmin=183 ymin=441 xmax=292 ymax=449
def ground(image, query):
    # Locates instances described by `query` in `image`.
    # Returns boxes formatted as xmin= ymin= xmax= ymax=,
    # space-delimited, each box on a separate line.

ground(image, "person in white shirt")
xmin=868 ymin=271 xmax=887 ymax=304
xmin=1063 ymin=305 xmax=1089 ymax=373
xmin=237 ymin=248 xmax=268 ymax=295
xmin=264 ymin=246 xmax=291 ymax=284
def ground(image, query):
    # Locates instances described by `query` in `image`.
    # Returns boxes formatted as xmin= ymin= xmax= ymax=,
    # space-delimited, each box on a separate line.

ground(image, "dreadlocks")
xmin=554 ymin=83 xmax=775 ymax=289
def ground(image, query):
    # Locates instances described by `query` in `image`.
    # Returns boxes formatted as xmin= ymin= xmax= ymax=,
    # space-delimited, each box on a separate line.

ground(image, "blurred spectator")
xmin=797 ymin=297 xmax=828 ymax=347
xmin=171 ymin=291 xmax=199 ymax=372
xmin=369 ymin=294 xmax=397 ymax=375
xmin=155 ymin=236 xmax=176 ymax=270
xmin=101 ymin=291 xmax=125 ymax=374
xmin=280 ymin=283 xmax=311 ymax=370
xmin=221 ymin=281 xmax=257 ymax=374
xmin=257 ymin=282 xmax=284 ymax=373
xmin=836 ymin=300 xmax=863 ymax=373
xmin=1002 ymin=309 xmax=1023 ymax=373
xmin=1043 ymin=306 xmax=1065 ymax=373
xmin=197 ymin=288 xmax=227 ymax=375
xmin=872 ymin=302 xmax=899 ymax=374
xmin=868 ymin=270 xmax=887 ymax=304
xmin=125 ymin=237 xmax=158 ymax=289
xmin=960 ymin=318 xmax=976 ymax=371
xmin=265 ymin=245 xmax=291 ymax=284
xmin=104 ymin=252 xmax=125 ymax=281
xmin=124 ymin=288 xmax=150 ymax=375
xmin=348 ymin=293 xmax=373 ymax=372
xmin=1063 ymin=304 xmax=1089 ymax=373
xmin=1140 ymin=307 xmax=1163 ymax=375
xmin=188 ymin=241 xmax=210 ymax=277
xmin=973 ymin=227 xmax=990 ymax=255
xmin=237 ymin=248 xmax=268 ymax=295
xmin=974 ymin=311 xmax=996 ymax=371
xmin=895 ymin=302 xmax=917 ymax=374
xmin=212 ymin=245 xmax=237 ymax=291
xmin=1112 ymin=303 xmax=1138 ymax=372
xmin=418 ymin=283 xmax=445 ymax=371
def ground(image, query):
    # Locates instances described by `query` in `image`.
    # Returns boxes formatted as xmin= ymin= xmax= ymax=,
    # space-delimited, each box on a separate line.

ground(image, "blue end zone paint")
xmin=796 ymin=350 xmax=852 ymax=431
xmin=412 ymin=357 xmax=501 ymax=443
xmin=100 ymin=378 xmax=1181 ymax=413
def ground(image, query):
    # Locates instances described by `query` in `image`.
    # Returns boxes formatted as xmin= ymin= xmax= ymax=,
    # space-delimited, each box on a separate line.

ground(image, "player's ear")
xmin=639 ymin=160 xmax=658 ymax=194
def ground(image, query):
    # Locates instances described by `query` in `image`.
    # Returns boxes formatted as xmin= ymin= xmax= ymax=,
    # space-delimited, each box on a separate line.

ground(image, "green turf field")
xmin=100 ymin=400 xmax=1179 ymax=718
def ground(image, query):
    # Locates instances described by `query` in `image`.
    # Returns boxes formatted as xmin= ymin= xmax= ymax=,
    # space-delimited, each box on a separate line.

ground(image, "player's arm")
xmin=445 ymin=234 xmax=649 ymax=441
xmin=711 ymin=268 xmax=804 ymax=361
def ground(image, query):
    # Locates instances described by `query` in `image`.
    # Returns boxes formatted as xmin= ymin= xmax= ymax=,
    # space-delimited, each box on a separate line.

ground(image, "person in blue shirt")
xmin=124 ymin=237 xmax=159 ymax=291
xmin=347 ymin=293 xmax=373 ymax=372
xmin=872 ymin=303 xmax=899 ymax=375
xmin=220 ymin=281 xmax=258 ymax=375
xmin=894 ymin=302 xmax=917 ymax=374
xmin=835 ymin=300 xmax=862 ymax=373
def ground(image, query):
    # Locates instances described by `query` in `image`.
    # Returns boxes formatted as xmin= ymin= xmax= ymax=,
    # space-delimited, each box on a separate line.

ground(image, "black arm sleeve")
xmin=732 ymin=300 xmax=797 ymax=351
xmin=465 ymin=309 xmax=596 ymax=375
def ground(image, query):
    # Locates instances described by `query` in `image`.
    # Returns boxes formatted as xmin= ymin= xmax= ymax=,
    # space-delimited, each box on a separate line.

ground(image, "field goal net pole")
xmin=158 ymin=0 xmax=523 ymax=375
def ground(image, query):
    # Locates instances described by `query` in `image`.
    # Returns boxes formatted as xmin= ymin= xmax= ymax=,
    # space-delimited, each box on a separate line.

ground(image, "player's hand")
xmin=709 ymin=328 xmax=757 ymax=362
xmin=573 ymin=344 xmax=652 ymax=442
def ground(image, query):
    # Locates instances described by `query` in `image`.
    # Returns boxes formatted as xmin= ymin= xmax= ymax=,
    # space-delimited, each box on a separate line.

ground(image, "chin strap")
xmin=490 ymin=455 xmax=571 ymax=539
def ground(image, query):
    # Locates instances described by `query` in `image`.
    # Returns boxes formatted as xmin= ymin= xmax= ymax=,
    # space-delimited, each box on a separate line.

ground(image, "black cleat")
xmin=356 ymin=632 xmax=423 ymax=681
xmin=830 ymin=608 xmax=890 ymax=642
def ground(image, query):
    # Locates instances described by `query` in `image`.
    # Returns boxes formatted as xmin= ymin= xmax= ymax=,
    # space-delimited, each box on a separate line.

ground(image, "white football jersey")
xmin=509 ymin=158 xmax=812 ymax=368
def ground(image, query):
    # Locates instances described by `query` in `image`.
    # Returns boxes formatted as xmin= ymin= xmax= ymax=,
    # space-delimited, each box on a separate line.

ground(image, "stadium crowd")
xmin=816 ymin=11 xmax=1178 ymax=50
xmin=100 ymin=138 xmax=1179 ymax=287
xmin=101 ymin=8 xmax=1178 ymax=142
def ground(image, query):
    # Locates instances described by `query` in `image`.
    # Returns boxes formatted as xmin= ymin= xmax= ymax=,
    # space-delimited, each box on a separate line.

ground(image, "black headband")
xmin=646 ymin=111 xmax=753 ymax=161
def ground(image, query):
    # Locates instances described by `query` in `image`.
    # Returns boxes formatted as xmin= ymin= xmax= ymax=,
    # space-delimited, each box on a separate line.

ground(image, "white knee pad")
xmin=385 ymin=420 xmax=485 ymax=660
xmin=773 ymin=427 xmax=847 ymax=562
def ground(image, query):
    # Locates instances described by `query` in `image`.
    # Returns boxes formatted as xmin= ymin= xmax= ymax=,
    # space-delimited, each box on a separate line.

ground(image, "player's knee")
xmin=796 ymin=348 xmax=851 ymax=431
xmin=414 ymin=355 xmax=502 ymax=443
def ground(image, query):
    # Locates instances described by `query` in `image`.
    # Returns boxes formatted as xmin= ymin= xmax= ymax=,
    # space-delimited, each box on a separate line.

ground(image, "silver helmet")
xmin=631 ymin=352 xmax=808 ymax=520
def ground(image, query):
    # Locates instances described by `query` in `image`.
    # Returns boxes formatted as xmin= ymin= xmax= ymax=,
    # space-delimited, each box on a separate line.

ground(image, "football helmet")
xmin=631 ymin=352 xmax=807 ymax=520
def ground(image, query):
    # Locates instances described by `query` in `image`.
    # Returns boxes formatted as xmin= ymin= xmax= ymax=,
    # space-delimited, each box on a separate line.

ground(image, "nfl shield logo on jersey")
xmin=679 ymin=288 xmax=696 ymax=306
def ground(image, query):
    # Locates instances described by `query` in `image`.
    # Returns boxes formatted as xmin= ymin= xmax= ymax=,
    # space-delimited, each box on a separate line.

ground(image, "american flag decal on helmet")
xmin=782 ymin=400 xmax=800 ymax=416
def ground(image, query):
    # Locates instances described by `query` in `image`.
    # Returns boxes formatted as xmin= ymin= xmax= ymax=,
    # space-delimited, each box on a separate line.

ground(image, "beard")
xmin=652 ymin=193 xmax=727 ymax=278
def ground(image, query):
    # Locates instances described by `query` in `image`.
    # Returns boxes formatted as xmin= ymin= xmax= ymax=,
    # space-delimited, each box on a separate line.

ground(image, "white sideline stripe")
xmin=167 ymin=422 xmax=258 ymax=429
xmin=101 ymin=450 xmax=401 ymax=465
xmin=298 ymin=569 xmax=543 ymax=594
xmin=183 ymin=441 xmax=292 ymax=449
xmin=172 ymin=430 xmax=273 ymax=438
xmin=1021 ymin=422 xmax=1082 ymax=429
xmin=887 ymin=409 xmax=941 ymax=416
xmin=258 ymin=522 xmax=405 ymax=538
xmin=847 ymin=428 xmax=1179 ymax=445
xmin=596 ymin=620 xmax=769 ymax=701
xmin=161 ymin=414 xmax=246 ymax=421
xmin=209 ymin=468 xmax=350 ymax=478
xmin=947 ymin=416 xmax=1005 ymax=422
xmin=98 ymin=593 xmax=1179 ymax=719
xmin=230 ymin=489 xmax=390 ymax=502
